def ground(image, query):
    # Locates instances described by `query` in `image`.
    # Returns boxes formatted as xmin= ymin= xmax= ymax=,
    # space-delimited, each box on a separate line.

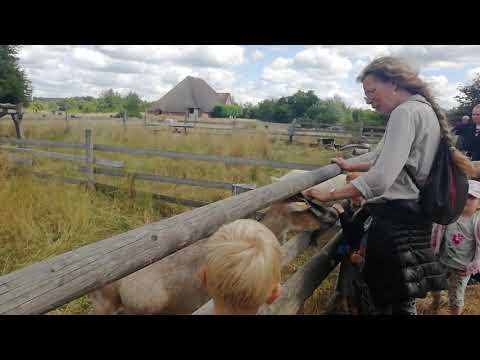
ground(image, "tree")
xmin=30 ymin=101 xmax=44 ymax=113
xmin=0 ymin=45 xmax=32 ymax=105
xmin=97 ymin=89 xmax=123 ymax=113
xmin=256 ymin=99 xmax=276 ymax=122
xmin=287 ymin=90 xmax=319 ymax=119
xmin=124 ymin=91 xmax=143 ymax=118
xmin=454 ymin=73 xmax=480 ymax=118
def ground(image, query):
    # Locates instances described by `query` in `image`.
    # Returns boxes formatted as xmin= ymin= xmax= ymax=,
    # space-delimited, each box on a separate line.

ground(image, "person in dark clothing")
xmin=454 ymin=115 xmax=470 ymax=135
xmin=455 ymin=116 xmax=471 ymax=152
xmin=303 ymin=56 xmax=473 ymax=315
xmin=462 ymin=105 xmax=480 ymax=160
xmin=325 ymin=199 xmax=374 ymax=315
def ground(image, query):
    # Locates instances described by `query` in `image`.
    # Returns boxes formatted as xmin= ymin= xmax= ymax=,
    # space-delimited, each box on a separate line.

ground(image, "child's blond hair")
xmin=205 ymin=219 xmax=282 ymax=311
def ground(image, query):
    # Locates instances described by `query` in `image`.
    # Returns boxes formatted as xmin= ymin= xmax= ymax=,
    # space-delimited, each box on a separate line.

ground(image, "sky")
xmin=17 ymin=45 xmax=480 ymax=110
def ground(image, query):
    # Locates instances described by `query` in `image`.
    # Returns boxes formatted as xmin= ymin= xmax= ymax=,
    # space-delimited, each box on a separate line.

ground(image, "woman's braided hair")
xmin=357 ymin=56 xmax=476 ymax=177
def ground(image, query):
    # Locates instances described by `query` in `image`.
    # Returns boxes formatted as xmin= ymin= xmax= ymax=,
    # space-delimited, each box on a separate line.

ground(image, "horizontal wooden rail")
xmin=94 ymin=143 xmax=320 ymax=171
xmin=79 ymin=166 xmax=234 ymax=190
xmin=0 ymin=146 xmax=124 ymax=168
xmin=0 ymin=163 xmax=340 ymax=314
xmin=0 ymin=137 xmax=85 ymax=149
xmin=31 ymin=171 xmax=211 ymax=208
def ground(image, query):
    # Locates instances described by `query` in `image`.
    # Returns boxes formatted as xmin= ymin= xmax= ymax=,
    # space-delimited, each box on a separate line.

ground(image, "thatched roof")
xmin=150 ymin=76 xmax=231 ymax=113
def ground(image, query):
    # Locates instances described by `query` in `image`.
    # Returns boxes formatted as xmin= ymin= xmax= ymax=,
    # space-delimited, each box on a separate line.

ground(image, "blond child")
xmin=431 ymin=179 xmax=480 ymax=315
xmin=199 ymin=219 xmax=282 ymax=315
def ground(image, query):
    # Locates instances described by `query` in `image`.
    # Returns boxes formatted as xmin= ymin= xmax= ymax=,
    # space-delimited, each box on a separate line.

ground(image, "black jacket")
xmin=362 ymin=205 xmax=446 ymax=306
xmin=461 ymin=123 xmax=480 ymax=160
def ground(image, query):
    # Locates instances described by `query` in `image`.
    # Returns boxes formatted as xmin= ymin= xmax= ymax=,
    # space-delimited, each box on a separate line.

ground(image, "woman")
xmin=303 ymin=56 xmax=474 ymax=315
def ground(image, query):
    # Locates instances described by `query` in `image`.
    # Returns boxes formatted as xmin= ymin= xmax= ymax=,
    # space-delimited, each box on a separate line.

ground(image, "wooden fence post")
xmin=123 ymin=110 xmax=127 ymax=131
xmin=288 ymin=119 xmax=297 ymax=144
xmin=85 ymin=128 xmax=94 ymax=189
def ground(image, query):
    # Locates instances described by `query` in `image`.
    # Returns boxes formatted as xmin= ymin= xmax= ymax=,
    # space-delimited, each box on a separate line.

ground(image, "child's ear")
xmin=266 ymin=284 xmax=282 ymax=305
xmin=198 ymin=267 xmax=208 ymax=289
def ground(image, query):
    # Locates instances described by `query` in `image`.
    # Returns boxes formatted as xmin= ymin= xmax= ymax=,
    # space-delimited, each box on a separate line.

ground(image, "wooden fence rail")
xmin=0 ymin=164 xmax=341 ymax=314
xmin=93 ymin=143 xmax=321 ymax=171
xmin=0 ymin=146 xmax=124 ymax=168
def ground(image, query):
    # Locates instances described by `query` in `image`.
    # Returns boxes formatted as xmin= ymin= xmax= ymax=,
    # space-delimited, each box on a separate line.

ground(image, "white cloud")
xmin=468 ymin=67 xmax=480 ymax=80
xmin=419 ymin=75 xmax=461 ymax=109
xmin=16 ymin=45 xmax=480 ymax=110
xmin=18 ymin=45 xmax=245 ymax=101
xmin=251 ymin=50 xmax=264 ymax=61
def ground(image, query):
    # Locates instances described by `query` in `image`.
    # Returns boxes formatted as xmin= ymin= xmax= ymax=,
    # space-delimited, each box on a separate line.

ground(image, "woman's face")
xmin=472 ymin=106 xmax=480 ymax=125
xmin=362 ymin=75 xmax=398 ymax=114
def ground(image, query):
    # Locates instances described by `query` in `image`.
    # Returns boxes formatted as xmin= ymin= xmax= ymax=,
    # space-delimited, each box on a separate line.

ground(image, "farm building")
xmin=149 ymin=76 xmax=233 ymax=118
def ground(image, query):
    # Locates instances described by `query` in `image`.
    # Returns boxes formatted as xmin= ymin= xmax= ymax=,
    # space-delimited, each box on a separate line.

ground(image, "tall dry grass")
xmin=0 ymin=117 xmax=343 ymax=314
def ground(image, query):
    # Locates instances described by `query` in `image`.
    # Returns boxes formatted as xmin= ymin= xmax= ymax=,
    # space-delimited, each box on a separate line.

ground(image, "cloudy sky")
xmin=18 ymin=45 xmax=480 ymax=110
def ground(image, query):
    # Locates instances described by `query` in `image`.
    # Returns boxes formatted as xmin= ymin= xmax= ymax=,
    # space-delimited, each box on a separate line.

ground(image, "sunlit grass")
xmin=0 ymin=116 xmax=347 ymax=314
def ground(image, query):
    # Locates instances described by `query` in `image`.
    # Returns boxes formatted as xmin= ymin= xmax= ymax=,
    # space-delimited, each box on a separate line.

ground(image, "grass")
xmin=4 ymin=116 xmax=479 ymax=316
xmin=0 ymin=116 xmax=347 ymax=315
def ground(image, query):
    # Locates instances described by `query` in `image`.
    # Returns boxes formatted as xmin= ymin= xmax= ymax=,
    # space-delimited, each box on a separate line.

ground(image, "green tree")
xmin=30 ymin=101 xmax=45 ymax=112
xmin=272 ymin=98 xmax=292 ymax=123
xmin=0 ymin=45 xmax=32 ymax=105
xmin=124 ymin=91 xmax=143 ymax=118
xmin=454 ymin=73 xmax=480 ymax=118
xmin=97 ymin=89 xmax=123 ymax=113
xmin=287 ymin=90 xmax=319 ymax=119
xmin=256 ymin=99 xmax=276 ymax=122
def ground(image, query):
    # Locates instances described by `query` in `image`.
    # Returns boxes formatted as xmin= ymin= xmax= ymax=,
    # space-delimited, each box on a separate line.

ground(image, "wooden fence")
xmin=146 ymin=119 xmax=385 ymax=144
xmin=0 ymin=129 xmax=351 ymax=314
xmin=0 ymin=128 xmax=333 ymax=207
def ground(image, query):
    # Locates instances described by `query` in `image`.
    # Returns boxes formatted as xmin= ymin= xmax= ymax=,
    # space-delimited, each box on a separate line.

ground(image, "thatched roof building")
xmin=150 ymin=76 xmax=232 ymax=117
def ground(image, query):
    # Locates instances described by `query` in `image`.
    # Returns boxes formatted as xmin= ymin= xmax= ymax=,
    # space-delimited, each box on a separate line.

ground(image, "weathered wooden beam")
xmin=79 ymin=166 xmax=234 ymax=190
xmin=31 ymin=171 xmax=211 ymax=208
xmin=0 ymin=164 xmax=340 ymax=314
xmin=0 ymin=146 xmax=124 ymax=168
xmin=85 ymin=129 xmax=94 ymax=187
xmin=0 ymin=137 xmax=85 ymax=149
xmin=94 ymin=143 xmax=320 ymax=171
xmin=0 ymin=103 xmax=17 ymax=109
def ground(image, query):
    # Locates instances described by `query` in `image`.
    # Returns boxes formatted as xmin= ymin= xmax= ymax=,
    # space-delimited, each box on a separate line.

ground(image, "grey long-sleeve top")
xmin=347 ymin=95 xmax=441 ymax=205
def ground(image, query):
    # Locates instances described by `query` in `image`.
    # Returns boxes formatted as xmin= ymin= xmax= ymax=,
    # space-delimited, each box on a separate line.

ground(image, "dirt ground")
xmin=299 ymin=266 xmax=480 ymax=315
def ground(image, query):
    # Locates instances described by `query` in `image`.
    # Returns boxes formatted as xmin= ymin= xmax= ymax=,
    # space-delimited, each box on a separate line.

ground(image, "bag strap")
xmin=404 ymin=165 xmax=421 ymax=191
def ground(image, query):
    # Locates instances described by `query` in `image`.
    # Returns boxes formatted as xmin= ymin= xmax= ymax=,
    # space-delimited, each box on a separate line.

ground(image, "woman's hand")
xmin=331 ymin=157 xmax=351 ymax=171
xmin=302 ymin=188 xmax=332 ymax=202
xmin=331 ymin=203 xmax=345 ymax=215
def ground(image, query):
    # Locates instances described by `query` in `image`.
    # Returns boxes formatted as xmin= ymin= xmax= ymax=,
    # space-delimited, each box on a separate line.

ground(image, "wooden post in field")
xmin=64 ymin=109 xmax=70 ymax=132
xmin=11 ymin=103 xmax=24 ymax=139
xmin=85 ymin=128 xmax=94 ymax=189
xmin=144 ymin=110 xmax=147 ymax=127
xmin=123 ymin=110 xmax=127 ymax=131
xmin=288 ymin=118 xmax=297 ymax=144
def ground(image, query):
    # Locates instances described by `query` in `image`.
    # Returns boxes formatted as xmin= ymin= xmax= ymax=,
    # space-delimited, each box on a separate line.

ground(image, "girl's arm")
xmin=466 ymin=214 xmax=480 ymax=275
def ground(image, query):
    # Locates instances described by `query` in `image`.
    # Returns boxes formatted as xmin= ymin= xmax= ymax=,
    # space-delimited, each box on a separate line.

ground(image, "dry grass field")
xmin=1 ymin=113 xmax=478 ymax=315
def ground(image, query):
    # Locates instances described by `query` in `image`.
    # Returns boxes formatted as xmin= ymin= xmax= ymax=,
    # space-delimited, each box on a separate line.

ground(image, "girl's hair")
xmin=357 ymin=56 xmax=476 ymax=177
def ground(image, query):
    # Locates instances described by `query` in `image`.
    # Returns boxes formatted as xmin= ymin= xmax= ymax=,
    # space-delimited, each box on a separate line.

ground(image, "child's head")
xmin=200 ymin=219 xmax=282 ymax=313
xmin=465 ymin=180 xmax=480 ymax=214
